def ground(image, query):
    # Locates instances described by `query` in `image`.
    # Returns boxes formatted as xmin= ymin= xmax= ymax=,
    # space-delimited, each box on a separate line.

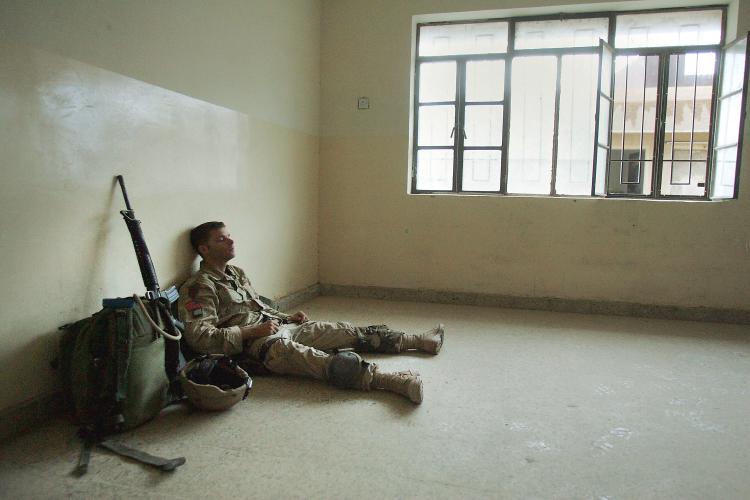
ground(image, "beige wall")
xmin=320 ymin=0 xmax=750 ymax=310
xmin=0 ymin=1 xmax=320 ymax=412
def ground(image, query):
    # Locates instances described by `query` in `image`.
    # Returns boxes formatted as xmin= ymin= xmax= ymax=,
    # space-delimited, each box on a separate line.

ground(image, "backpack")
xmin=58 ymin=293 xmax=186 ymax=475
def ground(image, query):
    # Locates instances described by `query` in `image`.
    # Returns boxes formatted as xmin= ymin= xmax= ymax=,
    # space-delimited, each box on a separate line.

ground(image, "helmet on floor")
xmin=179 ymin=354 xmax=252 ymax=411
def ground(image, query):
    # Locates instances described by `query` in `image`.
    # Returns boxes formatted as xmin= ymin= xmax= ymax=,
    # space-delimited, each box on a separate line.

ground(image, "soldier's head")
xmin=190 ymin=222 xmax=235 ymax=262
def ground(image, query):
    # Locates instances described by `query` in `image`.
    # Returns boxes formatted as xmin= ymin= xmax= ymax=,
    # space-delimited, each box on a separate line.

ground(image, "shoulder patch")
xmin=185 ymin=300 xmax=202 ymax=311
xmin=185 ymin=300 xmax=204 ymax=317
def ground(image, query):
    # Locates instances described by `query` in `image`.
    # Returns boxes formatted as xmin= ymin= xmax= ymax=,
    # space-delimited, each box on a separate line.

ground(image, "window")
xmin=414 ymin=22 xmax=508 ymax=192
xmin=410 ymin=7 xmax=750 ymax=200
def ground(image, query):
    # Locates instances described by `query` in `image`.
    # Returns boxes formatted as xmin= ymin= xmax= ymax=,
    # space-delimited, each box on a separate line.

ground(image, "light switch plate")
xmin=357 ymin=97 xmax=370 ymax=109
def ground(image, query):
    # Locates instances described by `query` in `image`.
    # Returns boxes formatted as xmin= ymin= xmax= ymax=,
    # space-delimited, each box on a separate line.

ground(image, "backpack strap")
xmin=73 ymin=438 xmax=94 ymax=477
xmin=114 ymin=308 xmax=132 ymax=404
xmin=98 ymin=440 xmax=186 ymax=472
xmin=72 ymin=438 xmax=186 ymax=475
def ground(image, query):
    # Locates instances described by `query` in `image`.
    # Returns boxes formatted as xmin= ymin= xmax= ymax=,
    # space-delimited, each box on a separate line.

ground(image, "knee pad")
xmin=355 ymin=325 xmax=403 ymax=353
xmin=328 ymin=351 xmax=368 ymax=389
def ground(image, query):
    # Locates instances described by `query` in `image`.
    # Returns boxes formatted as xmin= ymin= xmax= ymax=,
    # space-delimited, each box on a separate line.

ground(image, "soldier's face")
xmin=201 ymin=227 xmax=236 ymax=262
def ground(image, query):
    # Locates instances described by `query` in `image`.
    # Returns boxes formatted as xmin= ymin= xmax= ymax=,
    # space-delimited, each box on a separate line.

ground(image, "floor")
xmin=1 ymin=296 xmax=749 ymax=499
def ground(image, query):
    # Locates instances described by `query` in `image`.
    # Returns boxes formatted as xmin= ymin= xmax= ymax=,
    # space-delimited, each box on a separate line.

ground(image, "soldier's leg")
xmin=354 ymin=324 xmax=445 ymax=355
xmin=289 ymin=321 xmax=445 ymax=355
xmin=328 ymin=351 xmax=423 ymax=404
xmin=263 ymin=340 xmax=423 ymax=403
xmin=290 ymin=321 xmax=359 ymax=352
xmin=262 ymin=338 xmax=330 ymax=381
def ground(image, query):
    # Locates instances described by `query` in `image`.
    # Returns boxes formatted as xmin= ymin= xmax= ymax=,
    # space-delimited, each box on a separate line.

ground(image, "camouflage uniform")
xmin=177 ymin=263 xmax=406 ymax=385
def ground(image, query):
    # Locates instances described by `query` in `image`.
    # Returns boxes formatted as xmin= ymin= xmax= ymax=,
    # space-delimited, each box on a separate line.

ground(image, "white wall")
xmin=319 ymin=0 xmax=750 ymax=311
xmin=0 ymin=1 xmax=320 ymax=412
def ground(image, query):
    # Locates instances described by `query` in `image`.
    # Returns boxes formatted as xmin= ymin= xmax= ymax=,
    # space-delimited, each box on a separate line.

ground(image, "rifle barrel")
xmin=116 ymin=175 xmax=133 ymax=212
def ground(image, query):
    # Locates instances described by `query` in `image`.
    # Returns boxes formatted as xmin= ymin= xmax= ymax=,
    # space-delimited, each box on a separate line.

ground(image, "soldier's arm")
xmin=178 ymin=282 xmax=249 ymax=355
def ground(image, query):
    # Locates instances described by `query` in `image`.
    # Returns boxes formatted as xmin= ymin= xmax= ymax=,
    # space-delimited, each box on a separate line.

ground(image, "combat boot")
xmin=401 ymin=324 xmax=444 ymax=354
xmin=371 ymin=369 xmax=423 ymax=404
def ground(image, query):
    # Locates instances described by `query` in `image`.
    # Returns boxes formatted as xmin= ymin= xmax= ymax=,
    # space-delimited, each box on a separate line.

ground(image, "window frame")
xmin=410 ymin=5 xmax=732 ymax=200
xmin=710 ymin=33 xmax=750 ymax=199
xmin=412 ymin=19 xmax=510 ymax=193
xmin=605 ymin=45 xmax=722 ymax=200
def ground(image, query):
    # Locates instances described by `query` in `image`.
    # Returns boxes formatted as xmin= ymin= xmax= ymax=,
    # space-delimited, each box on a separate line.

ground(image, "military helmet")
xmin=179 ymin=354 xmax=252 ymax=411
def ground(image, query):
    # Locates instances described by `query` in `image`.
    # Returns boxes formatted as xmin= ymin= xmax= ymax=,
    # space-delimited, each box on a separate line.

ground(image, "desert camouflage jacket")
xmin=177 ymin=262 xmax=290 ymax=355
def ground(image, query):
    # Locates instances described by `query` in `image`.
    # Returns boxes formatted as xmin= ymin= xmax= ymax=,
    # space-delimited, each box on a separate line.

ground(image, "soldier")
xmin=177 ymin=221 xmax=444 ymax=404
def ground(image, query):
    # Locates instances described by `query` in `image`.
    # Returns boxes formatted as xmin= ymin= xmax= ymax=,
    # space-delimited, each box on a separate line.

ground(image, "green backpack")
xmin=58 ymin=295 xmax=185 ymax=474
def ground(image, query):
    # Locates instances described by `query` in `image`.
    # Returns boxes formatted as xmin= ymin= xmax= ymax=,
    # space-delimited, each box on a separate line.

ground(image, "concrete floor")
xmin=1 ymin=296 xmax=749 ymax=499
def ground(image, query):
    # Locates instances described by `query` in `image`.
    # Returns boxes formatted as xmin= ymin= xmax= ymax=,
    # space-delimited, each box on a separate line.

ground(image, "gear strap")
xmin=99 ymin=440 xmax=186 ymax=472
xmin=73 ymin=439 xmax=93 ymax=477
xmin=73 ymin=437 xmax=185 ymax=475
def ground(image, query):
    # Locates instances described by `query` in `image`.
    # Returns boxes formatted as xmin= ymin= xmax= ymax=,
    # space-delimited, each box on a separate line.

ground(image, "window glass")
xmin=419 ymin=62 xmax=456 ymax=102
xmin=557 ymin=54 xmax=598 ymax=195
xmin=615 ymin=10 xmax=722 ymax=48
xmin=416 ymin=150 xmax=453 ymax=190
xmin=417 ymin=105 xmax=455 ymax=146
xmin=464 ymin=105 xmax=503 ymax=147
xmin=515 ymin=18 xmax=609 ymax=49
xmin=462 ymin=150 xmax=502 ymax=191
xmin=465 ymin=60 xmax=504 ymax=101
xmin=595 ymin=146 xmax=608 ymax=194
xmin=721 ymin=39 xmax=747 ymax=94
xmin=507 ymin=56 xmax=557 ymax=194
xmin=419 ymin=22 xmax=508 ymax=56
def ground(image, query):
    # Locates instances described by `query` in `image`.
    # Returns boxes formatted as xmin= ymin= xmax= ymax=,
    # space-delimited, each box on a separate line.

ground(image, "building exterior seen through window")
xmin=410 ymin=7 xmax=749 ymax=199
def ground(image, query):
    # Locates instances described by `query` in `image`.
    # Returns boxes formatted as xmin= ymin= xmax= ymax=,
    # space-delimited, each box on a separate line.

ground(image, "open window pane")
xmin=609 ymin=55 xmax=659 ymax=195
xmin=716 ymin=94 xmax=742 ymax=145
xmin=615 ymin=10 xmax=722 ymax=48
xmin=515 ymin=18 xmax=609 ymax=49
xmin=419 ymin=62 xmax=457 ymax=103
xmin=466 ymin=60 xmax=504 ymax=101
xmin=597 ymin=97 xmax=611 ymax=144
xmin=464 ymin=105 xmax=503 ymax=146
xmin=722 ymin=38 xmax=748 ymax=94
xmin=557 ymin=54 xmax=598 ymax=195
xmin=416 ymin=149 xmax=453 ymax=190
xmin=660 ymin=52 xmax=715 ymax=196
xmin=711 ymin=34 xmax=749 ymax=199
xmin=419 ymin=22 xmax=509 ymax=56
xmin=507 ymin=56 xmax=557 ymax=194
xmin=595 ymin=146 xmax=608 ymax=194
xmin=593 ymin=40 xmax=614 ymax=196
xmin=462 ymin=150 xmax=502 ymax=191
xmin=713 ymin=146 xmax=739 ymax=197
xmin=417 ymin=105 xmax=455 ymax=146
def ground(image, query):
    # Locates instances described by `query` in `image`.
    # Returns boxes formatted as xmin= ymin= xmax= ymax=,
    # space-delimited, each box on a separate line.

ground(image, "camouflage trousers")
xmin=244 ymin=321 xmax=405 ymax=388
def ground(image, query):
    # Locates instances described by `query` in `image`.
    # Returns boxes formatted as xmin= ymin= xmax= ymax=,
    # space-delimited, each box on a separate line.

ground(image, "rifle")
xmin=115 ymin=175 xmax=183 ymax=379
xmin=116 ymin=175 xmax=172 ymax=301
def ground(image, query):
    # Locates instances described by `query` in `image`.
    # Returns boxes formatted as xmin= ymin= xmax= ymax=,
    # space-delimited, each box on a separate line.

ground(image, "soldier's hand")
xmin=242 ymin=320 xmax=279 ymax=340
xmin=289 ymin=311 xmax=308 ymax=324
xmin=258 ymin=320 xmax=280 ymax=336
